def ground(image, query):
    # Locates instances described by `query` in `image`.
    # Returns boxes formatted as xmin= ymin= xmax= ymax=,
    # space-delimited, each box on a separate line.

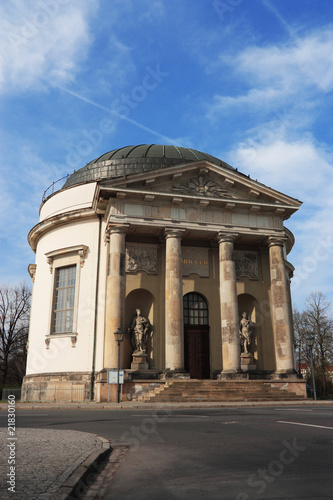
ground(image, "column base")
xmin=160 ymin=369 xmax=190 ymax=380
xmin=273 ymin=369 xmax=300 ymax=380
xmin=217 ymin=370 xmax=247 ymax=380
xmin=125 ymin=369 xmax=161 ymax=380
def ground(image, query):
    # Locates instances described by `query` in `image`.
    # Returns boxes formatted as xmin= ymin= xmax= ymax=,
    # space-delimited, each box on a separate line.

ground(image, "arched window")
xmin=183 ymin=293 xmax=209 ymax=325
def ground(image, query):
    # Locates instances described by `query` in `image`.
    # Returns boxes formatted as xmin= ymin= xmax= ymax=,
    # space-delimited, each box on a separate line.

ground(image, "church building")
xmin=22 ymin=144 xmax=306 ymax=402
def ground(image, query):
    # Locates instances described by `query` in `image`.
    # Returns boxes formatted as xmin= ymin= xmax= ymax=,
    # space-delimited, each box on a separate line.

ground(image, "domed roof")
xmin=63 ymin=144 xmax=235 ymax=189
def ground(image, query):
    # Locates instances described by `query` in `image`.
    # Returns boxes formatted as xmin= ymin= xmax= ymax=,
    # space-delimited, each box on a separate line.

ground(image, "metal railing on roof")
xmin=42 ymin=174 xmax=70 ymax=202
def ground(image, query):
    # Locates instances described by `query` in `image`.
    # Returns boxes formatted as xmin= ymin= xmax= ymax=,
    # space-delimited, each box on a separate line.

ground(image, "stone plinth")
xmin=131 ymin=352 xmax=149 ymax=370
xmin=241 ymin=353 xmax=256 ymax=372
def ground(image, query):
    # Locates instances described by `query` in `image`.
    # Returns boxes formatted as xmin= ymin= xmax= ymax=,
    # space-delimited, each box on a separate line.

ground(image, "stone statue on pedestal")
xmin=239 ymin=312 xmax=256 ymax=372
xmin=128 ymin=309 xmax=151 ymax=371
xmin=128 ymin=308 xmax=150 ymax=353
xmin=239 ymin=312 xmax=252 ymax=354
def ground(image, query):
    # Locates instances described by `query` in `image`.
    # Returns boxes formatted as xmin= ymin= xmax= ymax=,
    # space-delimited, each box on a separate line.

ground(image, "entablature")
xmin=105 ymin=217 xmax=289 ymax=250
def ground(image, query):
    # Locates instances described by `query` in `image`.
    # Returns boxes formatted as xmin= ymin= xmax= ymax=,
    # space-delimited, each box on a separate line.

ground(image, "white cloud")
xmin=235 ymin=29 xmax=333 ymax=93
xmin=229 ymin=135 xmax=333 ymax=306
xmin=208 ymin=88 xmax=283 ymax=116
xmin=230 ymin=137 xmax=333 ymax=203
xmin=207 ymin=27 xmax=333 ymax=116
xmin=0 ymin=0 xmax=98 ymax=93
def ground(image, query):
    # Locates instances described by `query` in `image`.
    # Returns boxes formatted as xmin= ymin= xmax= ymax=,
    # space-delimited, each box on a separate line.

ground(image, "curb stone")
xmin=0 ymin=400 xmax=333 ymax=410
xmin=51 ymin=436 xmax=111 ymax=500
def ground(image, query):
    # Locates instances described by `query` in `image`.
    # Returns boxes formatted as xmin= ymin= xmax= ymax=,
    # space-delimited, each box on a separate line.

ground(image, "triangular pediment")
xmin=97 ymin=160 xmax=301 ymax=210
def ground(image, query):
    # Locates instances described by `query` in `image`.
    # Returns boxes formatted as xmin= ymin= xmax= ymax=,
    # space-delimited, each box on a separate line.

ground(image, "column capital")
xmin=108 ymin=224 xmax=129 ymax=235
xmin=105 ymin=223 xmax=129 ymax=243
xmin=164 ymin=228 xmax=185 ymax=240
xmin=217 ymin=232 xmax=238 ymax=244
xmin=267 ymin=236 xmax=288 ymax=248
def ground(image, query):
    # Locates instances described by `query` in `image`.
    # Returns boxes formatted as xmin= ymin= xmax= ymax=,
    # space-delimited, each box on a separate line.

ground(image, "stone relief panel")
xmin=235 ymin=253 xmax=259 ymax=280
xmin=172 ymin=176 xmax=233 ymax=198
xmin=126 ymin=244 xmax=157 ymax=275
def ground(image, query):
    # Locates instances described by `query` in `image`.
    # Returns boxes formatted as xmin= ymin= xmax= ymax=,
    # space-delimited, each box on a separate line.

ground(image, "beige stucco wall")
xmin=26 ymin=216 xmax=106 ymax=376
xmin=39 ymin=183 xmax=97 ymax=221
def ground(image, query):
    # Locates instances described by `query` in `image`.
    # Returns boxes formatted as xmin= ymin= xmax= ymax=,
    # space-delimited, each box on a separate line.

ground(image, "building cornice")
xmin=28 ymin=208 xmax=97 ymax=252
xmin=99 ymin=186 xmax=298 ymax=213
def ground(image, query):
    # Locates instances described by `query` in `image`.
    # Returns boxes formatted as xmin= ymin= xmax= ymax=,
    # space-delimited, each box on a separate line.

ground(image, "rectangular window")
xmin=52 ymin=265 xmax=76 ymax=333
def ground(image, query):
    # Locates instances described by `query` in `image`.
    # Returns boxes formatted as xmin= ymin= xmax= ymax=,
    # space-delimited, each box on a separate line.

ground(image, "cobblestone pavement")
xmin=0 ymin=428 xmax=105 ymax=500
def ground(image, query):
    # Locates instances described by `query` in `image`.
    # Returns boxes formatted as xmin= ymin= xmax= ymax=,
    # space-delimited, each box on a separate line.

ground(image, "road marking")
xmin=130 ymin=414 xmax=209 ymax=418
xmin=275 ymin=409 xmax=313 ymax=412
xmin=278 ymin=420 xmax=333 ymax=430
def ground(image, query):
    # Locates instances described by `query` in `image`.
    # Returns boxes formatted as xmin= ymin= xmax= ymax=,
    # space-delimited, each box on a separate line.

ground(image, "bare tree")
xmin=304 ymin=292 xmax=333 ymax=395
xmin=0 ymin=284 xmax=31 ymax=386
xmin=293 ymin=308 xmax=308 ymax=374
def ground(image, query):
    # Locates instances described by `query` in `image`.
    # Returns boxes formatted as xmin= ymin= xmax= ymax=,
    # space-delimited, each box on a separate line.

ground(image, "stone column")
xmin=164 ymin=228 xmax=185 ymax=373
xmin=218 ymin=233 xmax=241 ymax=374
xmin=268 ymin=237 xmax=295 ymax=374
xmin=104 ymin=226 xmax=127 ymax=368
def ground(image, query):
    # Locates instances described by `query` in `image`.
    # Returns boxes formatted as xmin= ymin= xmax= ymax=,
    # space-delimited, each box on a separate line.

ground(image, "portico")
xmin=103 ymin=221 xmax=298 ymax=382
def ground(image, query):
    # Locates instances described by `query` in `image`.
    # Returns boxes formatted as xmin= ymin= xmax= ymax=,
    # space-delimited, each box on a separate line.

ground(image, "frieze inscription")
xmin=235 ymin=253 xmax=259 ymax=280
xmin=182 ymin=247 xmax=209 ymax=277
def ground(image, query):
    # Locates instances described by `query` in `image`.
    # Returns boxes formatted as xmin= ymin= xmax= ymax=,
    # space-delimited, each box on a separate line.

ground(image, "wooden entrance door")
xmin=184 ymin=325 xmax=210 ymax=379
xmin=183 ymin=293 xmax=210 ymax=379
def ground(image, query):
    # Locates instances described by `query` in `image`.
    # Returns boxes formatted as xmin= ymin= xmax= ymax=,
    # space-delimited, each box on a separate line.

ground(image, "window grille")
xmin=183 ymin=293 xmax=209 ymax=325
xmin=52 ymin=265 xmax=76 ymax=333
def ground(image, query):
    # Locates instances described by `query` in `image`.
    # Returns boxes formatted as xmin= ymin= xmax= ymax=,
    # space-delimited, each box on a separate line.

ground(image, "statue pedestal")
xmin=241 ymin=353 xmax=256 ymax=372
xmin=131 ymin=351 xmax=149 ymax=371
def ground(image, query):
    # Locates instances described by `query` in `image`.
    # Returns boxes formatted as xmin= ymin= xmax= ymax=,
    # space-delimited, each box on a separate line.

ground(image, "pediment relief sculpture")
xmin=172 ymin=176 xmax=233 ymax=198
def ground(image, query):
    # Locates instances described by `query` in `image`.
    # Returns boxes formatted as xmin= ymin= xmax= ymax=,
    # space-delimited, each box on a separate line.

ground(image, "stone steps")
xmin=137 ymin=380 xmax=305 ymax=402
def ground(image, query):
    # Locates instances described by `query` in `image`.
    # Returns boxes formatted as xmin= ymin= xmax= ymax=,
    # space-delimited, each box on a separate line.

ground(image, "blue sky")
xmin=1 ymin=0 xmax=333 ymax=310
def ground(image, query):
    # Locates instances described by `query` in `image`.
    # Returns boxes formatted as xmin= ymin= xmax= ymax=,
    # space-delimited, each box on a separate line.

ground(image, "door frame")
xmin=183 ymin=292 xmax=210 ymax=379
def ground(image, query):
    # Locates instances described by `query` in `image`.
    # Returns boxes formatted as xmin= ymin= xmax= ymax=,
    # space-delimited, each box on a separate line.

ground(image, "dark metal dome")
xmin=63 ymin=144 xmax=235 ymax=189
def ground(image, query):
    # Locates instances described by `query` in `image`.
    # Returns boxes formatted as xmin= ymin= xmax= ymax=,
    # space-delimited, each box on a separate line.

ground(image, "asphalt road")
xmin=6 ymin=406 xmax=333 ymax=499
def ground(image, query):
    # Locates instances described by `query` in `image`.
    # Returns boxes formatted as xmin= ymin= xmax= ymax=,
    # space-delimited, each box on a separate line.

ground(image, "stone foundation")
xmin=268 ymin=379 xmax=307 ymax=397
xmin=22 ymin=372 xmax=92 ymax=402
xmin=95 ymin=370 xmax=164 ymax=403
xmin=95 ymin=369 xmax=165 ymax=402
xmin=22 ymin=370 xmax=307 ymax=402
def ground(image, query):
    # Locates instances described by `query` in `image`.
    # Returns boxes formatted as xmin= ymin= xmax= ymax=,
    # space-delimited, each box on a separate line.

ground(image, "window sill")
xmin=45 ymin=333 xmax=78 ymax=348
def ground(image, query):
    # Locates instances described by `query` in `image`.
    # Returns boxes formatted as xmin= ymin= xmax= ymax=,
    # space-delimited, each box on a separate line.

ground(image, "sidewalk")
xmin=0 ymin=427 xmax=110 ymax=500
